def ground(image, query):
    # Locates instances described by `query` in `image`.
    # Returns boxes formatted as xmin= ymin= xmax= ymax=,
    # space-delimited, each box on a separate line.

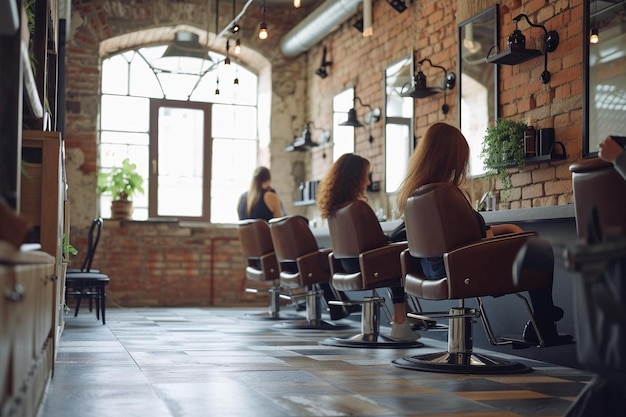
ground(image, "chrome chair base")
xmin=392 ymin=352 xmax=530 ymax=374
xmin=319 ymin=296 xmax=423 ymax=348
xmin=240 ymin=286 xmax=302 ymax=321
xmin=274 ymin=319 xmax=351 ymax=330
xmin=321 ymin=333 xmax=423 ymax=348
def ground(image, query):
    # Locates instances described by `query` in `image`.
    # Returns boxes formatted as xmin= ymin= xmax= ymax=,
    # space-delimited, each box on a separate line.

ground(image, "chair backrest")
xmin=327 ymin=200 xmax=388 ymax=258
xmin=570 ymin=157 xmax=626 ymax=240
xmin=81 ymin=218 xmax=103 ymax=272
xmin=269 ymin=216 xmax=318 ymax=262
xmin=237 ymin=219 xmax=275 ymax=260
xmin=404 ymin=182 xmax=483 ymax=258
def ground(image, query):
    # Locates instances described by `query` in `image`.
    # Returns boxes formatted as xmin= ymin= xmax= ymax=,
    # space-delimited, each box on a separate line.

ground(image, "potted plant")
xmin=480 ymin=118 xmax=527 ymax=193
xmin=97 ymin=158 xmax=144 ymax=220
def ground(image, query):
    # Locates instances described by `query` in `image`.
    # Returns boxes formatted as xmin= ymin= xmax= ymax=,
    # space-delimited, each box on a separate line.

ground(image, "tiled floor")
xmin=38 ymin=306 xmax=593 ymax=417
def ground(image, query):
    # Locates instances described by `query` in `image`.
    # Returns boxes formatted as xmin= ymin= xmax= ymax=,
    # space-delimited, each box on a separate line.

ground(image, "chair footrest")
xmin=407 ymin=309 xmax=480 ymax=322
xmin=328 ymin=296 xmax=385 ymax=307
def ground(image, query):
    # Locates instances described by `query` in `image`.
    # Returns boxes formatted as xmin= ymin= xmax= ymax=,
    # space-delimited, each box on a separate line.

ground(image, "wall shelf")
xmin=486 ymin=48 xmax=542 ymax=65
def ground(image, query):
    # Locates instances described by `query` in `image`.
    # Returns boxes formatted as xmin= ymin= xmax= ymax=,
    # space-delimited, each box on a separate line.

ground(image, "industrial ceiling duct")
xmin=280 ymin=0 xmax=362 ymax=57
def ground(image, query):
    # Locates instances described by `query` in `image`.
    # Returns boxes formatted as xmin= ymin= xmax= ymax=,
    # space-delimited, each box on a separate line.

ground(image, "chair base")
xmin=274 ymin=319 xmax=351 ymax=330
xmin=392 ymin=351 xmax=531 ymax=374
xmin=240 ymin=311 xmax=303 ymax=321
xmin=321 ymin=333 xmax=423 ymax=349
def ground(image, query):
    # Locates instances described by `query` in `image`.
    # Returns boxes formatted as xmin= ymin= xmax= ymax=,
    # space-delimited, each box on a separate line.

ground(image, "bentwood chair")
xmin=393 ymin=182 xmax=551 ymax=373
xmin=320 ymin=200 xmax=423 ymax=348
xmin=269 ymin=215 xmax=350 ymax=329
xmin=65 ymin=218 xmax=110 ymax=324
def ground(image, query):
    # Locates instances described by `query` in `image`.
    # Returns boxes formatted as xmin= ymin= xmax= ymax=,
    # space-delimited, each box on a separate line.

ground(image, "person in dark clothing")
xmin=237 ymin=166 xmax=283 ymax=221
xmin=395 ymin=122 xmax=571 ymax=346
xmin=237 ymin=166 xmax=356 ymax=320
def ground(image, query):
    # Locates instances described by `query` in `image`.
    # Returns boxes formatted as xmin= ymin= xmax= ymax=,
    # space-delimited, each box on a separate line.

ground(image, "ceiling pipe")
xmin=280 ymin=0 xmax=362 ymax=57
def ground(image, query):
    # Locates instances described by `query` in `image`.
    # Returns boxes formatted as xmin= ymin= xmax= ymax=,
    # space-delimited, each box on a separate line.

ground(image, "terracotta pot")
xmin=111 ymin=200 xmax=133 ymax=220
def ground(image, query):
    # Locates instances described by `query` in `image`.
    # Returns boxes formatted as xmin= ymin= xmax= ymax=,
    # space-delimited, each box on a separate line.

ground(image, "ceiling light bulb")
xmin=231 ymin=23 xmax=240 ymax=34
xmin=293 ymin=0 xmax=302 ymax=7
xmin=234 ymin=39 xmax=241 ymax=55
xmin=590 ymin=28 xmax=599 ymax=44
xmin=258 ymin=23 xmax=268 ymax=40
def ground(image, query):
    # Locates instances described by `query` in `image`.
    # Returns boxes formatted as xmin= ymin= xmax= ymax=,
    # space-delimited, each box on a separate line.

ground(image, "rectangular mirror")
xmin=384 ymin=55 xmax=414 ymax=193
xmin=458 ymin=5 xmax=499 ymax=176
xmin=584 ymin=0 xmax=626 ymax=156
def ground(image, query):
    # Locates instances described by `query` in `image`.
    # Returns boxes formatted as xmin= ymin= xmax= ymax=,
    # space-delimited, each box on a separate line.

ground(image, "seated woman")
xmin=395 ymin=122 xmax=571 ymax=345
xmin=316 ymin=153 xmax=419 ymax=342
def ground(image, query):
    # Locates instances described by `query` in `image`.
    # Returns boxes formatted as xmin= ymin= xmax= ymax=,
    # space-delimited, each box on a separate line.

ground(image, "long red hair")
xmin=316 ymin=154 xmax=370 ymax=218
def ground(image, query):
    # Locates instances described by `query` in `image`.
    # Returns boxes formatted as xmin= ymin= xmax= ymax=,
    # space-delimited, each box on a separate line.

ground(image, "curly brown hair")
xmin=316 ymin=154 xmax=370 ymax=218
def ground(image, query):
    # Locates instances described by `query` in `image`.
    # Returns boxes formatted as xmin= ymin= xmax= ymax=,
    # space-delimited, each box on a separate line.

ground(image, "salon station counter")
xmin=310 ymin=204 xmax=583 ymax=369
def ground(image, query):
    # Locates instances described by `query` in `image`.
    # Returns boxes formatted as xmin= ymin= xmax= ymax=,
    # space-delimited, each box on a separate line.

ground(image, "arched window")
xmin=99 ymin=43 xmax=259 ymax=223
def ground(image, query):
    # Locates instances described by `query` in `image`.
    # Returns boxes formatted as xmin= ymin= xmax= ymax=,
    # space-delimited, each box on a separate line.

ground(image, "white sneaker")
xmin=389 ymin=320 xmax=421 ymax=342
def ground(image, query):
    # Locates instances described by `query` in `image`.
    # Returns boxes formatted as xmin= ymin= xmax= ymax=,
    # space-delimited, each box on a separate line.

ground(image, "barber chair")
xmin=320 ymin=200 xmax=423 ymax=348
xmin=269 ymin=216 xmax=350 ymax=329
xmin=392 ymin=182 xmax=552 ymax=373
xmin=237 ymin=219 xmax=300 ymax=320
xmin=561 ymin=158 xmax=626 ymax=416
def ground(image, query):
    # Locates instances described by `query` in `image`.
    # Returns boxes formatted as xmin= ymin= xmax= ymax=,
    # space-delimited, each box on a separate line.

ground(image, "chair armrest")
xmin=445 ymin=232 xmax=538 ymax=298
xmin=489 ymin=223 xmax=524 ymax=236
xmin=359 ymin=241 xmax=408 ymax=285
xmin=259 ymin=252 xmax=279 ymax=280
xmin=296 ymin=250 xmax=331 ymax=284
xmin=400 ymin=248 xmax=423 ymax=280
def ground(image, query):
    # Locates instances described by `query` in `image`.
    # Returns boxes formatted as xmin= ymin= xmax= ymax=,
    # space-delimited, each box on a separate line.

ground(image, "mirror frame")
xmin=583 ymin=0 xmax=626 ymax=156
xmin=384 ymin=55 xmax=414 ymax=194
xmin=458 ymin=5 xmax=499 ymax=177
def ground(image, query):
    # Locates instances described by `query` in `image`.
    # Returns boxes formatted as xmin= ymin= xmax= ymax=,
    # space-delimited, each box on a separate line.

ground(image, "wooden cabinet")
xmin=19 ymin=130 xmax=66 ymax=365
xmin=0 ymin=247 xmax=55 ymax=417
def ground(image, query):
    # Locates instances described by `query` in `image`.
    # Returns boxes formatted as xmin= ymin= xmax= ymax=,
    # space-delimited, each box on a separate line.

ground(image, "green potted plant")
xmin=480 ymin=118 xmax=527 ymax=193
xmin=62 ymin=234 xmax=78 ymax=264
xmin=97 ymin=158 xmax=145 ymax=220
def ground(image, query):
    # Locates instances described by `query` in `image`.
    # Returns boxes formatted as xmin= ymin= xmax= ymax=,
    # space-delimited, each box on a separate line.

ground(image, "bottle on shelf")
xmin=524 ymin=117 xmax=537 ymax=157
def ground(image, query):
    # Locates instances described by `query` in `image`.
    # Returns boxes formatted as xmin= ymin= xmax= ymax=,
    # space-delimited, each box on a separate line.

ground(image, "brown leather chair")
xmin=320 ymin=200 xmax=422 ymax=348
xmin=237 ymin=219 xmax=299 ymax=320
xmin=393 ymin=182 xmax=550 ymax=373
xmin=269 ymin=216 xmax=350 ymax=330
xmin=570 ymin=157 xmax=626 ymax=240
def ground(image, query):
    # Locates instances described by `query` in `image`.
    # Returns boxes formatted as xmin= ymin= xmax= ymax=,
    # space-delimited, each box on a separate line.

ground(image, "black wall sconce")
xmin=315 ymin=46 xmax=332 ymax=79
xmin=486 ymin=14 xmax=559 ymax=84
xmin=401 ymin=58 xmax=456 ymax=114
xmin=386 ymin=0 xmax=408 ymax=13
xmin=339 ymin=96 xmax=381 ymax=143
xmin=285 ymin=122 xmax=330 ymax=152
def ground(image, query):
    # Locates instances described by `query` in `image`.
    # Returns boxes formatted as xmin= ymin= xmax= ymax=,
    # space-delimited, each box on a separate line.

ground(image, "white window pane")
xmin=157 ymin=107 xmax=205 ymax=217
xmin=385 ymin=123 xmax=410 ymax=193
xmin=101 ymin=131 xmax=149 ymax=146
xmin=102 ymin=55 xmax=129 ymax=95
xmin=212 ymin=104 xmax=257 ymax=139
xmin=101 ymin=95 xmax=149 ymax=131
xmin=211 ymin=138 xmax=257 ymax=223
xmin=129 ymin=57 xmax=163 ymax=98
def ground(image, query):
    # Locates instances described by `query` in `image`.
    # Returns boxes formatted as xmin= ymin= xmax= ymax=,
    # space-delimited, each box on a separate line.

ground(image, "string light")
xmin=258 ymin=0 xmax=268 ymax=40
xmin=294 ymin=0 xmax=302 ymax=8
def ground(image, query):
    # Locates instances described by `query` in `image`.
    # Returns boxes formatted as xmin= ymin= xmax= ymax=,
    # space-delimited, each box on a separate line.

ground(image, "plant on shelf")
xmin=97 ymin=158 xmax=145 ymax=220
xmin=480 ymin=118 xmax=527 ymax=193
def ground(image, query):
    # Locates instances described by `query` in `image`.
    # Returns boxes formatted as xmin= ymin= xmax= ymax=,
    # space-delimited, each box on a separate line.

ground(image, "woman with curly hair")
xmin=316 ymin=153 xmax=419 ymax=342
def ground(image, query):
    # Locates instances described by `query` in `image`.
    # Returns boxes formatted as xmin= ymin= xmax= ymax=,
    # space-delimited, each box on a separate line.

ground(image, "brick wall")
xmin=67 ymin=220 xmax=275 ymax=307
xmin=64 ymin=0 xmax=585 ymax=307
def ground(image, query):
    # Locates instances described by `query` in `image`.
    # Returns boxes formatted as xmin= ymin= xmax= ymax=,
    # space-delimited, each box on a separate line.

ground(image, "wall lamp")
xmin=339 ymin=96 xmax=381 ymax=128
xmin=315 ymin=46 xmax=332 ymax=79
xmin=487 ymin=14 xmax=559 ymax=84
xmin=285 ymin=122 xmax=330 ymax=152
xmin=386 ymin=0 xmax=408 ymax=13
xmin=512 ymin=14 xmax=559 ymax=83
xmin=401 ymin=58 xmax=456 ymax=114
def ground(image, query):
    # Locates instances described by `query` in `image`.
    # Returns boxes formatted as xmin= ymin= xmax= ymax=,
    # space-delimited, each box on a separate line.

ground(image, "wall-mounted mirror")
xmin=458 ymin=5 xmax=498 ymax=176
xmin=384 ymin=56 xmax=414 ymax=193
xmin=584 ymin=0 xmax=626 ymax=156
